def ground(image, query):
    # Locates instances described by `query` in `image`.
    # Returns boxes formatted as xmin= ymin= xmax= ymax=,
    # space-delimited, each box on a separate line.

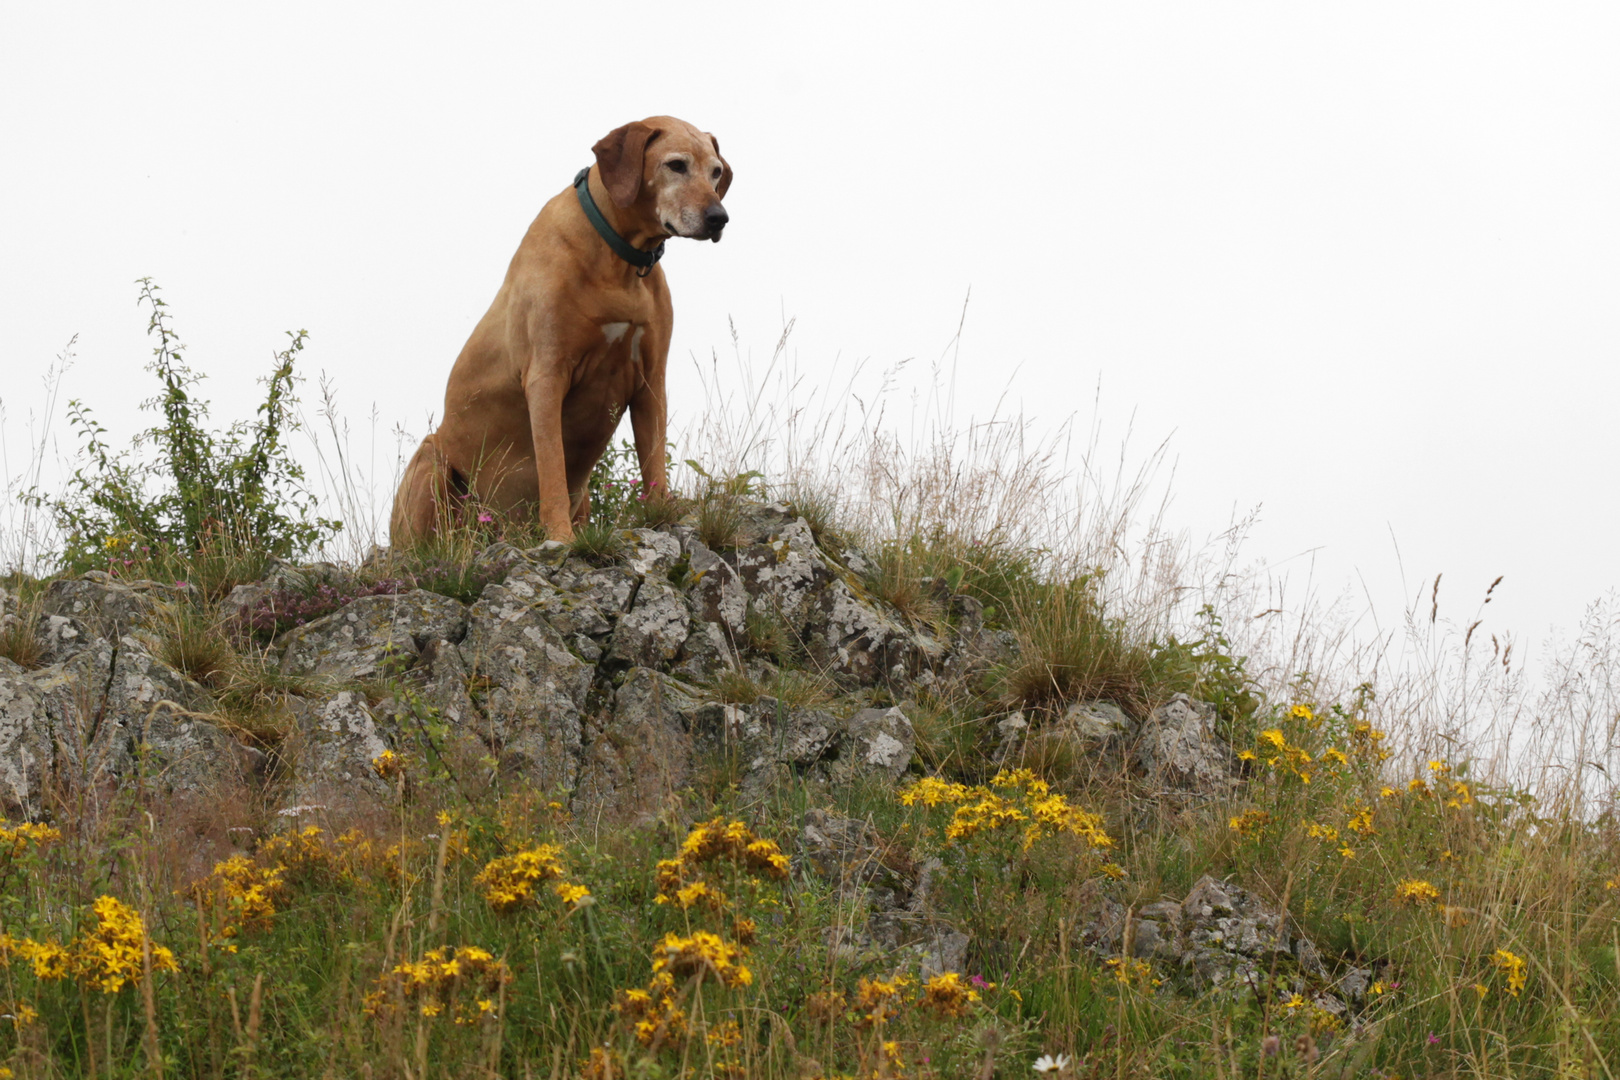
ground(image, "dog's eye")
xmin=666 ymin=160 xmax=688 ymax=174
xmin=711 ymin=167 xmax=723 ymax=180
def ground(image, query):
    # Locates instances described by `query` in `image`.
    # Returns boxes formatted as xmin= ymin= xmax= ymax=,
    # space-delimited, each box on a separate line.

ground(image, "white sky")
xmin=2 ymin=2 xmax=1617 ymax=658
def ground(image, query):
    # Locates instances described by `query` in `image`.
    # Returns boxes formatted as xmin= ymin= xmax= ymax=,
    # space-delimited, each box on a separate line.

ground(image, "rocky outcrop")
xmin=1 ymin=631 xmax=246 ymax=817
xmin=800 ymin=808 xmax=969 ymax=977
xmin=1077 ymin=873 xmax=1349 ymax=1020
xmin=0 ymin=500 xmax=1249 ymax=828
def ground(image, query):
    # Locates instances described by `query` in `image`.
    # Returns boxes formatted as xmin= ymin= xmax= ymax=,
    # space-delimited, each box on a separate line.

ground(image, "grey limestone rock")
xmin=843 ymin=706 xmax=915 ymax=781
xmin=607 ymin=581 xmax=690 ymax=669
xmin=1136 ymin=693 xmax=1238 ymax=795
xmin=459 ymin=578 xmax=593 ymax=790
xmin=281 ymin=691 xmax=394 ymax=809
xmin=802 ymin=808 xmax=969 ymax=975
xmin=573 ymin=668 xmax=702 ymax=821
xmin=279 ymin=590 xmax=469 ymax=681
xmin=42 ymin=573 xmax=161 ymax=637
xmin=0 ymin=658 xmax=51 ymax=817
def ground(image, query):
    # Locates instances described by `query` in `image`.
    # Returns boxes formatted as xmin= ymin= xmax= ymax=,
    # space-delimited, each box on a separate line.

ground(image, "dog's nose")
xmin=704 ymin=205 xmax=729 ymax=232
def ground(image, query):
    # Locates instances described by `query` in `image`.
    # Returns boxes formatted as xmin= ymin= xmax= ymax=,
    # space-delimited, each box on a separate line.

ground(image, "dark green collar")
xmin=574 ymin=168 xmax=664 ymax=277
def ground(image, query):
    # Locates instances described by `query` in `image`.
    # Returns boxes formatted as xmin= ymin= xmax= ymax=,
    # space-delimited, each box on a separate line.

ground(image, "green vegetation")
xmin=1 ymin=286 xmax=1616 ymax=1078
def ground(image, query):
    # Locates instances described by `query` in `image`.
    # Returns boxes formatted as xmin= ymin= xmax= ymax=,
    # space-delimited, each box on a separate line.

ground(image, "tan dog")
xmin=390 ymin=116 xmax=732 ymax=544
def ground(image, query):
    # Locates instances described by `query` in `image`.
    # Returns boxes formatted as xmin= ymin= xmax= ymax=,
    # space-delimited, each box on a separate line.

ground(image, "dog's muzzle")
xmin=704 ymin=203 xmax=728 ymax=242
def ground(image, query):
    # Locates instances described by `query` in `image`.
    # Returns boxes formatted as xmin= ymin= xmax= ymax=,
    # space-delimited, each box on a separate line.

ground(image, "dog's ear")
xmin=708 ymin=134 xmax=734 ymax=198
xmin=592 ymin=121 xmax=660 ymax=208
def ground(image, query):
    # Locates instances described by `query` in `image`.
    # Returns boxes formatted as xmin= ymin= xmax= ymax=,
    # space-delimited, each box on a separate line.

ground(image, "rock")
xmin=801 ymin=808 xmax=969 ymax=975
xmin=279 ymin=590 xmax=469 ymax=681
xmin=41 ymin=573 xmax=159 ymax=637
xmin=606 ymin=581 xmax=690 ymax=669
xmin=281 ymin=691 xmax=394 ymax=808
xmin=459 ymin=578 xmax=593 ymax=790
xmin=1064 ymin=701 xmax=1132 ymax=742
xmin=844 ymin=707 xmax=915 ymax=781
xmin=469 ymin=542 xmax=530 ymax=582
xmin=800 ymin=808 xmax=920 ymax=912
xmin=993 ymin=711 xmax=1028 ymax=764
xmin=1076 ymin=874 xmax=1338 ymax=1001
xmin=0 ymin=658 xmax=51 ymax=817
xmin=411 ymin=636 xmax=481 ymax=727
xmin=683 ymin=537 xmax=748 ymax=641
xmin=554 ymin=563 xmax=638 ymax=618
xmin=1136 ymin=694 xmax=1237 ymax=795
xmin=33 ymin=614 xmax=102 ymax=666
xmin=573 ymin=669 xmax=702 ymax=821
xmin=219 ymin=560 xmax=348 ymax=623
xmin=26 ymin=636 xmax=242 ymax=802
xmin=494 ymin=567 xmax=612 ymax=642
xmin=622 ymin=529 xmax=683 ymax=578
xmin=1336 ymin=967 xmax=1373 ymax=1004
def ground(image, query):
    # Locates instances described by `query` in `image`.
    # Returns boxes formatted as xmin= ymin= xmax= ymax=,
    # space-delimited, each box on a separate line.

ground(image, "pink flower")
xmin=477 ymin=512 xmax=494 ymax=524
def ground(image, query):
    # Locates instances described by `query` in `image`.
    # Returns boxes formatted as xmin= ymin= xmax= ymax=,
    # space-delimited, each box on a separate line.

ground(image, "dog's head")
xmin=592 ymin=116 xmax=732 ymax=242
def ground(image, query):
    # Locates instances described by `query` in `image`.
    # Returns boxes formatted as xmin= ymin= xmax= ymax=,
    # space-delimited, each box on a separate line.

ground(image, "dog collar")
xmin=574 ymin=167 xmax=664 ymax=277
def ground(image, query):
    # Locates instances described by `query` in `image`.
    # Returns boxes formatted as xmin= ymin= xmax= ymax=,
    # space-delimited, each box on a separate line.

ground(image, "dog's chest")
xmin=569 ymin=319 xmax=643 ymax=388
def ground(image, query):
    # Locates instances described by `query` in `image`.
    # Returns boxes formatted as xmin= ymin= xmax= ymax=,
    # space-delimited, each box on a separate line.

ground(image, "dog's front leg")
xmin=628 ymin=381 xmax=670 ymax=500
xmin=526 ymin=366 xmax=577 ymax=541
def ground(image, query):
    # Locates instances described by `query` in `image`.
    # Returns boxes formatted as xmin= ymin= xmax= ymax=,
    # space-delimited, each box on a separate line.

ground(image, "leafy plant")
xmin=37 ymin=279 xmax=338 ymax=571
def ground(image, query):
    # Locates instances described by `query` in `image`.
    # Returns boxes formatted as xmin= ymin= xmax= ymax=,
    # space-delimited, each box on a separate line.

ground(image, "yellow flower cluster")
xmin=0 ymin=820 xmax=61 ymax=858
xmin=902 ymin=769 xmax=1114 ymax=851
xmin=472 ymin=844 xmax=575 ymax=913
xmin=1255 ymin=728 xmax=1315 ymax=784
xmin=1492 ymin=949 xmax=1527 ymax=997
xmin=897 ymin=776 xmax=971 ymax=807
xmin=1345 ymin=805 xmax=1377 ymax=835
xmin=652 ymin=931 xmax=753 ymax=989
xmin=365 ymin=944 xmax=511 ymax=1024
xmin=854 ymin=973 xmax=914 ymax=1025
xmin=1105 ymin=956 xmax=1159 ymax=989
xmin=653 ymin=818 xmax=790 ymax=904
xmin=192 ymin=854 xmax=287 ymax=940
xmin=371 ymin=749 xmax=404 ymax=781
xmin=1228 ymin=809 xmax=1272 ymax=836
xmin=1350 ymin=721 xmax=1391 ymax=761
xmin=4 ymin=896 xmax=179 ymax=994
xmin=917 ymin=971 xmax=986 ymax=1018
xmin=615 ymin=970 xmax=687 ymax=1047
xmin=76 ymin=896 xmax=179 ymax=993
xmin=1393 ymin=879 xmax=1441 ymax=905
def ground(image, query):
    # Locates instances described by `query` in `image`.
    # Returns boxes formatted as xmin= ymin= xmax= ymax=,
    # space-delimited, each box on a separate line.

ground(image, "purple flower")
xmin=1427 ymin=1032 xmax=1440 ymax=1045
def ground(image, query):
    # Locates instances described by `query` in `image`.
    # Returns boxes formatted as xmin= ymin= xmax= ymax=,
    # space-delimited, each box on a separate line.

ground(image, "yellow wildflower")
xmin=474 ymin=845 xmax=567 ymax=912
xmin=1228 ymin=809 xmax=1271 ymax=836
xmin=554 ymin=881 xmax=591 ymax=906
xmin=1394 ymin=879 xmax=1441 ymax=905
xmin=1492 ymin=949 xmax=1527 ymax=997
xmin=898 ymin=776 xmax=972 ymax=807
xmin=917 ymin=971 xmax=983 ymax=1017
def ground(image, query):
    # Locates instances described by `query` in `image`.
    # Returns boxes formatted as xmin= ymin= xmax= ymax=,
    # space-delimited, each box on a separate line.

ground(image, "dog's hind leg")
xmin=390 ymin=433 xmax=456 ymax=546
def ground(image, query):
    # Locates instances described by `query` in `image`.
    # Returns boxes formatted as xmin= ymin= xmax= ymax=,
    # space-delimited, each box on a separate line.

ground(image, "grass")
xmin=2 ymin=301 xmax=1618 ymax=1077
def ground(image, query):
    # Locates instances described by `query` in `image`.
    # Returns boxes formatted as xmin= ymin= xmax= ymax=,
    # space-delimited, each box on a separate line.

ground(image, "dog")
xmin=389 ymin=115 xmax=732 ymax=544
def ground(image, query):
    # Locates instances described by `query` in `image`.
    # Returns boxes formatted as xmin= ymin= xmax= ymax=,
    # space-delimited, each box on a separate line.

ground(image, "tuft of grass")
xmin=0 ymin=609 xmax=43 ymax=670
xmin=568 ymin=521 xmax=626 ymax=565
xmin=995 ymin=575 xmax=1160 ymax=716
xmin=215 ymin=651 xmax=310 ymax=746
xmin=694 ymin=490 xmax=746 ymax=552
xmin=147 ymin=601 xmax=235 ymax=689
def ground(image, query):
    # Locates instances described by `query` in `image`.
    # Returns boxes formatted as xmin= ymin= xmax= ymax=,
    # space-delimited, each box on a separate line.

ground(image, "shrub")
xmin=36 ymin=279 xmax=338 ymax=572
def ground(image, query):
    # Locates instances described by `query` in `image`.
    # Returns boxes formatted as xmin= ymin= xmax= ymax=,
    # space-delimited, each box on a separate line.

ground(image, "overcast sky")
xmin=3 ymin=2 xmax=1617 ymax=659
